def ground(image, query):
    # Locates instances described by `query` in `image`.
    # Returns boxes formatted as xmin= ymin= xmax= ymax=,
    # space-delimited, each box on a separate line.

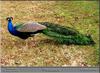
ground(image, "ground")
xmin=0 ymin=1 xmax=99 ymax=67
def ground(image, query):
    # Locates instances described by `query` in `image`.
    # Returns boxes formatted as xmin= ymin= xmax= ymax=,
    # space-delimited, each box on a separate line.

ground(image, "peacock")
xmin=6 ymin=17 xmax=95 ymax=45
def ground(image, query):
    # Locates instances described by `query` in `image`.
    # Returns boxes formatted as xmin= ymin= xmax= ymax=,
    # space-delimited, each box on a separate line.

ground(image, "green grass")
xmin=0 ymin=1 xmax=99 ymax=67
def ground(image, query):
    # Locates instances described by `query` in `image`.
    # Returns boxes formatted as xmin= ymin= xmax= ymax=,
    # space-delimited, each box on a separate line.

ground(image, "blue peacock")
xmin=6 ymin=17 xmax=95 ymax=45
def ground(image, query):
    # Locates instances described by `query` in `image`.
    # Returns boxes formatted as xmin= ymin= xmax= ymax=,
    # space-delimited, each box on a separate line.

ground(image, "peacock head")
xmin=6 ymin=17 xmax=13 ymax=21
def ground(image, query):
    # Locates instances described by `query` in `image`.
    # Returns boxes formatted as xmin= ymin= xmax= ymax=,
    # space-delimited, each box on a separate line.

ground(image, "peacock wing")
xmin=16 ymin=22 xmax=47 ymax=32
xmin=14 ymin=23 xmax=24 ymax=29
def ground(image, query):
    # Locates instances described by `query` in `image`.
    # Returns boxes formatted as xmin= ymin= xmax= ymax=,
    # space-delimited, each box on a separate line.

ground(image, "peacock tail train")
xmin=39 ymin=22 xmax=95 ymax=45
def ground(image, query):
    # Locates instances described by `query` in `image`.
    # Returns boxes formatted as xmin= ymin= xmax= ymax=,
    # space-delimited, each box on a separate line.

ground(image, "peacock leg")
xmin=25 ymin=39 xmax=28 ymax=49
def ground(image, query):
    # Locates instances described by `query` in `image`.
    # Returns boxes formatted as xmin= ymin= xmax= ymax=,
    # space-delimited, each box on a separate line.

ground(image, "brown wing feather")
xmin=16 ymin=22 xmax=47 ymax=32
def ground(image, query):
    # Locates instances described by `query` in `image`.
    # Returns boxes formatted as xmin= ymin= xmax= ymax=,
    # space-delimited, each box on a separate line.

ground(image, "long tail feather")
xmin=39 ymin=22 xmax=95 ymax=45
xmin=39 ymin=22 xmax=79 ymax=36
xmin=42 ymin=29 xmax=95 ymax=45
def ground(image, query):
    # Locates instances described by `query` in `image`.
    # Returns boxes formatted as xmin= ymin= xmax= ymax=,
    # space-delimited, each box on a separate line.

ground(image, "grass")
xmin=0 ymin=1 xmax=99 ymax=67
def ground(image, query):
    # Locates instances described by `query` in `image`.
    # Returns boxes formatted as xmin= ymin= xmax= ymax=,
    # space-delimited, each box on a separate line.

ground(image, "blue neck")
xmin=8 ymin=20 xmax=15 ymax=35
